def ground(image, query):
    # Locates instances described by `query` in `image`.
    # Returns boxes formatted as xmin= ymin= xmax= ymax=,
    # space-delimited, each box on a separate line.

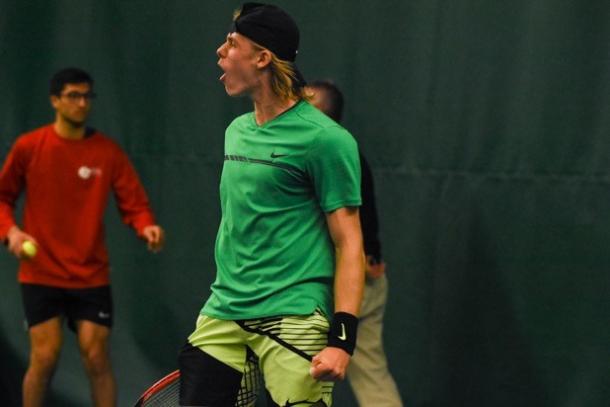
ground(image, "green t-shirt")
xmin=201 ymin=100 xmax=361 ymax=320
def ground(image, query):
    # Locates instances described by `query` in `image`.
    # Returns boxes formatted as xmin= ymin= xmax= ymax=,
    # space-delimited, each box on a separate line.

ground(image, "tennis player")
xmin=178 ymin=3 xmax=364 ymax=406
xmin=0 ymin=67 xmax=164 ymax=407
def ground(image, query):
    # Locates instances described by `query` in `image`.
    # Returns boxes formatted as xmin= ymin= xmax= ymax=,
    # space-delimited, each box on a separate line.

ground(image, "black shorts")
xmin=20 ymin=284 xmax=113 ymax=330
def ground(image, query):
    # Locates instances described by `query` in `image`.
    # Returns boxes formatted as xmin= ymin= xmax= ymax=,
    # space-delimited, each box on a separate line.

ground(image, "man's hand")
xmin=141 ymin=225 xmax=165 ymax=253
xmin=5 ymin=226 xmax=37 ymax=259
xmin=310 ymin=346 xmax=351 ymax=382
xmin=365 ymin=255 xmax=386 ymax=279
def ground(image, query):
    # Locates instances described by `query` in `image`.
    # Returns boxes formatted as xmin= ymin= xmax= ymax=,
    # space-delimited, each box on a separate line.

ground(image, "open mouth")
xmin=218 ymin=60 xmax=227 ymax=82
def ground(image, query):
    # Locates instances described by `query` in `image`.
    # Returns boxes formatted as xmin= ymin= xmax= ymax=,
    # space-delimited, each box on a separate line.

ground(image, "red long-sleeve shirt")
xmin=0 ymin=124 xmax=156 ymax=288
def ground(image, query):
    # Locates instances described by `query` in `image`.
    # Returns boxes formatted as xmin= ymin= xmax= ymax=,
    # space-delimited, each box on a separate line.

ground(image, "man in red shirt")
xmin=0 ymin=67 xmax=165 ymax=407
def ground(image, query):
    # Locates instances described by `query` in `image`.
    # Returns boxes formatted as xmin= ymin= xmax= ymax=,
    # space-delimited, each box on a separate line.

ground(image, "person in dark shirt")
xmin=308 ymin=80 xmax=403 ymax=406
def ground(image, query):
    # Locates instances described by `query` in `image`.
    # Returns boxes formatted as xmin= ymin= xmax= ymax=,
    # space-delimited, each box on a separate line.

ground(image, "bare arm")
xmin=328 ymin=206 xmax=365 ymax=316
xmin=310 ymin=206 xmax=365 ymax=381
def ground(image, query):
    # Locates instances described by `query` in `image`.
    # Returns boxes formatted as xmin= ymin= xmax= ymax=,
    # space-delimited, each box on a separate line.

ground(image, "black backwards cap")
xmin=232 ymin=2 xmax=306 ymax=87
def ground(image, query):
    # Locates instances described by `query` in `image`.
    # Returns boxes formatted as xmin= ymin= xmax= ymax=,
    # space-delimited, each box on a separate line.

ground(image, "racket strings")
xmin=236 ymin=350 xmax=264 ymax=407
xmin=138 ymin=375 xmax=180 ymax=406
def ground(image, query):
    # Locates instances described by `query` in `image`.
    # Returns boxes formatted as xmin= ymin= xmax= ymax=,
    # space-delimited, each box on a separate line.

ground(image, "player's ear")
xmin=50 ymin=95 xmax=60 ymax=109
xmin=256 ymin=49 xmax=272 ymax=69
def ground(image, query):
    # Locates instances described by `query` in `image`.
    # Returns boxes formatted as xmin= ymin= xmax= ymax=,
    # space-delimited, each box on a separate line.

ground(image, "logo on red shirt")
xmin=77 ymin=166 xmax=102 ymax=180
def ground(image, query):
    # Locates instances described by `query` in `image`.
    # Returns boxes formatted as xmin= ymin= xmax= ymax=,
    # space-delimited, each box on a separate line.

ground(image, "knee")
xmin=80 ymin=347 xmax=111 ymax=377
xmin=30 ymin=346 xmax=61 ymax=374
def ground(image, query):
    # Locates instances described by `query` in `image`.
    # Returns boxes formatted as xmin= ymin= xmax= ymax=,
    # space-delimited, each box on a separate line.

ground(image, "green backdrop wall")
xmin=1 ymin=1 xmax=609 ymax=406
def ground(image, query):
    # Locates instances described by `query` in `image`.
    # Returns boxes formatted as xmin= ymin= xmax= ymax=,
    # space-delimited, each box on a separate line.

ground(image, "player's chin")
xmin=68 ymin=120 xmax=87 ymax=128
xmin=224 ymin=84 xmax=248 ymax=97
xmin=66 ymin=114 xmax=88 ymax=127
xmin=221 ymin=78 xmax=245 ymax=96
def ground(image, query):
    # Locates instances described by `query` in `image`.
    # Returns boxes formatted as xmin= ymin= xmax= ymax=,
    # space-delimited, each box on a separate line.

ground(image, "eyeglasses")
xmin=60 ymin=92 xmax=97 ymax=102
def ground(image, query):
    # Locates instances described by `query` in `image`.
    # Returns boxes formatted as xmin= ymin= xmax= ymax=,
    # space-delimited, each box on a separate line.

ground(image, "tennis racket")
xmin=134 ymin=370 xmax=180 ymax=406
xmin=134 ymin=358 xmax=262 ymax=406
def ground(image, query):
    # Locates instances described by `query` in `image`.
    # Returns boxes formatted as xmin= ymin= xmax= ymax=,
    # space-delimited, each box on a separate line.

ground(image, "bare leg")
xmin=76 ymin=320 xmax=116 ymax=407
xmin=23 ymin=317 xmax=63 ymax=407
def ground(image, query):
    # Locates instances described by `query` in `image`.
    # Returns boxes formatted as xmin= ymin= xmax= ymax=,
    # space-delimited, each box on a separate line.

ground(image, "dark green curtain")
xmin=1 ymin=1 xmax=608 ymax=406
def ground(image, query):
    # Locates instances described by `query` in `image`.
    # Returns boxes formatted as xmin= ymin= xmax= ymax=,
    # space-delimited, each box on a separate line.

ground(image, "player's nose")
xmin=217 ymin=42 xmax=227 ymax=58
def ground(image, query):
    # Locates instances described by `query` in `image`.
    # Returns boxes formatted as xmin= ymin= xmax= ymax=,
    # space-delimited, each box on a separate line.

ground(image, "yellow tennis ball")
xmin=22 ymin=241 xmax=37 ymax=258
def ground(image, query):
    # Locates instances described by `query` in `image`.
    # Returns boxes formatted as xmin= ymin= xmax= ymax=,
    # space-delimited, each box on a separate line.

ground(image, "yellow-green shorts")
xmin=178 ymin=311 xmax=334 ymax=406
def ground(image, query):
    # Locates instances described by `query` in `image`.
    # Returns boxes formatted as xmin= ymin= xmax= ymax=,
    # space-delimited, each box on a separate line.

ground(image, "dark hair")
xmin=49 ymin=68 xmax=94 ymax=96
xmin=309 ymin=79 xmax=344 ymax=123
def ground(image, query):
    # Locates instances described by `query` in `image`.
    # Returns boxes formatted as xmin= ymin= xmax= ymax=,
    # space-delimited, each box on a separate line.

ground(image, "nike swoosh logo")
xmin=270 ymin=152 xmax=288 ymax=158
xmin=98 ymin=311 xmax=111 ymax=319
xmin=338 ymin=323 xmax=347 ymax=341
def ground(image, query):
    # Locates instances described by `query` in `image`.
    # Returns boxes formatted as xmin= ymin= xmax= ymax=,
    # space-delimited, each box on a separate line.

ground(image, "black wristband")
xmin=327 ymin=312 xmax=359 ymax=355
